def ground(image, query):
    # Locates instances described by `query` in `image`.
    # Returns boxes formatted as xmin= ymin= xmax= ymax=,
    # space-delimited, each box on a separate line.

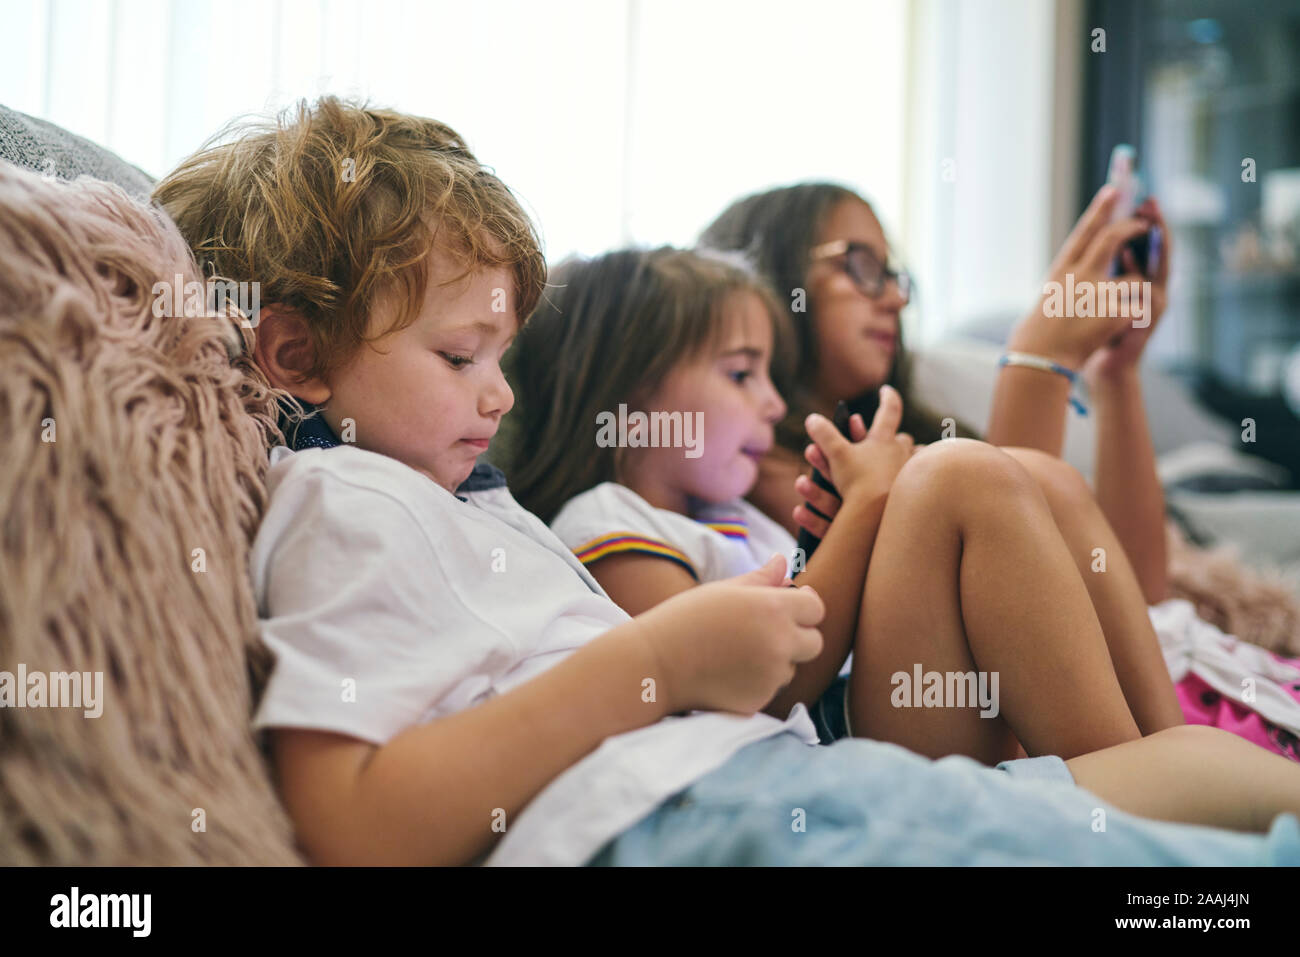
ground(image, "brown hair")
xmin=498 ymin=246 xmax=793 ymax=524
xmin=153 ymin=96 xmax=547 ymax=388
xmin=700 ymin=182 xmax=976 ymax=446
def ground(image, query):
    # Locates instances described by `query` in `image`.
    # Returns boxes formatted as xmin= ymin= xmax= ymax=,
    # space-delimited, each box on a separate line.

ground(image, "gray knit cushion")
xmin=0 ymin=104 xmax=154 ymax=198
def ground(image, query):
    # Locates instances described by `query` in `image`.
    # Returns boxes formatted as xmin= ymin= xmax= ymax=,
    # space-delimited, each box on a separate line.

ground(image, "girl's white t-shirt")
xmin=551 ymin=481 xmax=801 ymax=583
xmin=551 ymin=482 xmax=853 ymax=680
xmin=248 ymin=445 xmax=819 ymax=866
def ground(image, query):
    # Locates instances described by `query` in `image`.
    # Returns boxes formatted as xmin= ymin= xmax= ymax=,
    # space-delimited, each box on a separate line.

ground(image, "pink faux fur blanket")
xmin=1167 ymin=521 xmax=1300 ymax=657
xmin=0 ymin=164 xmax=303 ymax=864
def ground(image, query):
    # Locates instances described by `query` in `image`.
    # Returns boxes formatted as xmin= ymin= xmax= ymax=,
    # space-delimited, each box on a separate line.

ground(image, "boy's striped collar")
xmin=281 ymin=397 xmax=343 ymax=452
xmin=277 ymin=398 xmax=508 ymax=493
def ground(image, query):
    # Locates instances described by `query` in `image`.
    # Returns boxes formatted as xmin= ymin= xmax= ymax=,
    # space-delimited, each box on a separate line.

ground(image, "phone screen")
xmin=1106 ymin=144 xmax=1161 ymax=278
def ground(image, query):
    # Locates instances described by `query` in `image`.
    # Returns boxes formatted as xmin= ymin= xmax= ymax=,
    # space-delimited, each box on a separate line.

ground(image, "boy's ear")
xmin=252 ymin=304 xmax=332 ymax=404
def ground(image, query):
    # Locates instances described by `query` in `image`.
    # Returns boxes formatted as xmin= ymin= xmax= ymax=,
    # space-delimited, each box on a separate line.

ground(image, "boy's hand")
xmin=636 ymin=555 xmax=824 ymax=716
xmin=1008 ymin=184 xmax=1155 ymax=370
xmin=802 ymin=385 xmax=914 ymax=506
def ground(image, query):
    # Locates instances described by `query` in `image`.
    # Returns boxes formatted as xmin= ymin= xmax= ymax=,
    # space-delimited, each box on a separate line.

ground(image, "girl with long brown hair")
xmin=502 ymin=245 xmax=1186 ymax=762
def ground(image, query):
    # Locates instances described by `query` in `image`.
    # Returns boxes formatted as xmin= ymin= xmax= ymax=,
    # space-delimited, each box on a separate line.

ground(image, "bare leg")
xmin=849 ymin=439 xmax=1141 ymax=764
xmin=1068 ymin=724 xmax=1300 ymax=832
xmin=1000 ymin=447 xmax=1184 ymax=734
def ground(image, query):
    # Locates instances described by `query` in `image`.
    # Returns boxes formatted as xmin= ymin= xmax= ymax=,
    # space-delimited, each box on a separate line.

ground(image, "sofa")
xmin=2 ymin=104 xmax=1296 ymax=866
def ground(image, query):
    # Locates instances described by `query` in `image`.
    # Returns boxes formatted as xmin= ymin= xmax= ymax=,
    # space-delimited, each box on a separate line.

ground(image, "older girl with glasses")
xmin=701 ymin=183 xmax=1169 ymax=600
xmin=699 ymin=183 xmax=1300 ymax=764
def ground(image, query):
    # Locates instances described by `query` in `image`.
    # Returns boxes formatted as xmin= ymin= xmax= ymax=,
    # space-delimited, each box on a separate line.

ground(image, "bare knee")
xmin=898 ymin=438 xmax=1042 ymax=506
xmin=998 ymin=447 xmax=1094 ymax=516
xmin=1146 ymin=723 xmax=1230 ymax=751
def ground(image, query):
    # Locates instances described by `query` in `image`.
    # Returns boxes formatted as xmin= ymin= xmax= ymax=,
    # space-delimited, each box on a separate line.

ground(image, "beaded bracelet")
xmin=998 ymin=351 xmax=1089 ymax=416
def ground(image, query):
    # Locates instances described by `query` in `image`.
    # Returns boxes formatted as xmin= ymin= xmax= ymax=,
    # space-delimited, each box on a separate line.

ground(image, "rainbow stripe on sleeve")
xmin=572 ymin=532 xmax=699 ymax=580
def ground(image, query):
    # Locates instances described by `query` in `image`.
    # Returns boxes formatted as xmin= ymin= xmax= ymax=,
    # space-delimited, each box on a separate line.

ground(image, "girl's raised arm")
xmin=987 ymin=190 xmax=1171 ymax=602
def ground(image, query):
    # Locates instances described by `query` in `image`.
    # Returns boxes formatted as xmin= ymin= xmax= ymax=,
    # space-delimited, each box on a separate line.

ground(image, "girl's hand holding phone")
xmin=802 ymin=385 xmax=914 ymax=507
xmin=1081 ymin=195 xmax=1172 ymax=384
xmin=1009 ymin=184 xmax=1158 ymax=370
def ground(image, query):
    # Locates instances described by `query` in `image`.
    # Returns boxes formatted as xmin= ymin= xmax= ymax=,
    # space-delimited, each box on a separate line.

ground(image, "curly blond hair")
xmin=153 ymin=96 xmax=547 ymax=387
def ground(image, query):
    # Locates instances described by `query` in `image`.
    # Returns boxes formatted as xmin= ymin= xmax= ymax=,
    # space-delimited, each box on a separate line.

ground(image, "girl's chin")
xmin=839 ymin=352 xmax=894 ymax=395
xmin=689 ymin=477 xmax=753 ymax=506
xmin=846 ymin=369 xmax=891 ymax=399
xmin=825 ymin=374 xmax=882 ymax=404
xmin=729 ymin=459 xmax=762 ymax=500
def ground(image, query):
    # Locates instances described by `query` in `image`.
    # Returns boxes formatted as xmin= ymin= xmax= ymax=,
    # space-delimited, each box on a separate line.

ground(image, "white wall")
xmin=1 ymin=0 xmax=908 ymax=262
xmin=1 ymin=0 xmax=1071 ymax=340
xmin=902 ymin=0 xmax=1066 ymax=344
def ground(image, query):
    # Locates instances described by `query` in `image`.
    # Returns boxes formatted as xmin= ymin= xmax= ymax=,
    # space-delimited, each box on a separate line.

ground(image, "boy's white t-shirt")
xmin=248 ymin=445 xmax=819 ymax=867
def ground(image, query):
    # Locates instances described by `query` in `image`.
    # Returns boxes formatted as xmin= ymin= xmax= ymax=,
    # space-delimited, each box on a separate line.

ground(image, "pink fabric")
xmin=1176 ymin=654 xmax=1300 ymax=762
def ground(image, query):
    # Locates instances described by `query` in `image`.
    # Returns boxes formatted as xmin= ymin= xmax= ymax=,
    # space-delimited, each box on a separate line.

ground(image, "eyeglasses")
xmin=809 ymin=240 xmax=913 ymax=303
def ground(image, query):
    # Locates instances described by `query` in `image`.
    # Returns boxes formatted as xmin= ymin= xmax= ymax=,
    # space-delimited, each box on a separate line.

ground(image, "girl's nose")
xmin=766 ymin=383 xmax=787 ymax=424
xmin=877 ymin=278 xmax=908 ymax=311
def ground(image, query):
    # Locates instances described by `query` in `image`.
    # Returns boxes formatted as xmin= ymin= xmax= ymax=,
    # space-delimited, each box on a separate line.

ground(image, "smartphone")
xmin=793 ymin=393 xmax=880 ymax=561
xmin=1106 ymin=144 xmax=1162 ymax=278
